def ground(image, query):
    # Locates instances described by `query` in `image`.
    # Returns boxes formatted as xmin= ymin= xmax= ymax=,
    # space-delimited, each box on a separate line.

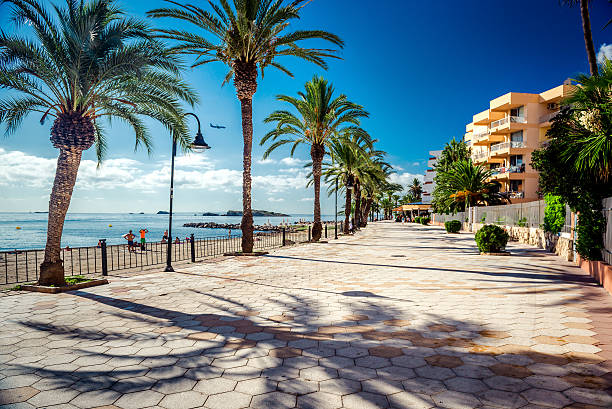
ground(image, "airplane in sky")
xmin=210 ymin=123 xmax=226 ymax=129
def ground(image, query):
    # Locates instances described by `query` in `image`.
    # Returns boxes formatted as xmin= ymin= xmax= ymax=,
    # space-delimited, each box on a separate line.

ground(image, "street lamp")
xmin=165 ymin=113 xmax=210 ymax=272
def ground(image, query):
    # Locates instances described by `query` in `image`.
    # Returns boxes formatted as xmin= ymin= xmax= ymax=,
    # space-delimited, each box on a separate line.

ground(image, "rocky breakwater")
xmin=183 ymin=222 xmax=284 ymax=232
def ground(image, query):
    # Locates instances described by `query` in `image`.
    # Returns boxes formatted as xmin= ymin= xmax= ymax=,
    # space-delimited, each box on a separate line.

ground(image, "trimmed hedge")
xmin=444 ymin=220 xmax=461 ymax=233
xmin=475 ymin=224 xmax=509 ymax=253
xmin=420 ymin=217 xmax=430 ymax=225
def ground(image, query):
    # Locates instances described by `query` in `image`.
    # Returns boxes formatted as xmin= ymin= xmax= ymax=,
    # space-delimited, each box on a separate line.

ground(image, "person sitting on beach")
xmin=139 ymin=228 xmax=148 ymax=251
xmin=123 ymin=230 xmax=136 ymax=252
xmin=175 ymin=236 xmax=180 ymax=244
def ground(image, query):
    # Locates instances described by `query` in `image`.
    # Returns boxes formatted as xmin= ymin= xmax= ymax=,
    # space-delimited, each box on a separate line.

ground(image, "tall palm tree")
xmin=261 ymin=76 xmax=368 ymax=241
xmin=408 ymin=178 xmax=422 ymax=201
xmin=322 ymin=135 xmax=369 ymax=233
xmin=148 ymin=0 xmax=343 ymax=253
xmin=561 ymin=0 xmax=598 ymax=75
xmin=0 ymin=0 xmax=196 ymax=286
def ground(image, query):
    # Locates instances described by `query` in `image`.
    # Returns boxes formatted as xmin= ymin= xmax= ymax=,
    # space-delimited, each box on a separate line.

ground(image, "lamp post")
xmin=334 ymin=178 xmax=338 ymax=239
xmin=165 ymin=113 xmax=210 ymax=272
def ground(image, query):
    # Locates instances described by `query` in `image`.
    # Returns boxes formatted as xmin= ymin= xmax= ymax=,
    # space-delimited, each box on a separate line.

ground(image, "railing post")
xmin=190 ymin=234 xmax=196 ymax=262
xmin=100 ymin=239 xmax=108 ymax=276
xmin=308 ymin=225 xmax=311 ymax=242
xmin=282 ymin=228 xmax=286 ymax=246
xmin=325 ymin=224 xmax=328 ymax=239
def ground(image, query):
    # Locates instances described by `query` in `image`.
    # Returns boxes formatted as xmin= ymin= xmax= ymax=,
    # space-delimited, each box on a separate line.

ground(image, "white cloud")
xmin=391 ymin=164 xmax=404 ymax=171
xmin=256 ymin=158 xmax=276 ymax=165
xmin=411 ymin=162 xmax=421 ymax=167
xmin=597 ymin=43 xmax=612 ymax=65
xmin=0 ymin=148 xmax=56 ymax=188
xmin=280 ymin=157 xmax=307 ymax=166
xmin=388 ymin=172 xmax=423 ymax=188
xmin=300 ymin=197 xmax=313 ymax=202
xmin=268 ymin=197 xmax=285 ymax=202
xmin=0 ymin=148 xmax=309 ymax=196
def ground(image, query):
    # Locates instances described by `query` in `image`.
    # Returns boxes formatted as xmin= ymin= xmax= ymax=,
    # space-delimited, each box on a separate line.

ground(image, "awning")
xmin=393 ymin=203 xmax=433 ymax=211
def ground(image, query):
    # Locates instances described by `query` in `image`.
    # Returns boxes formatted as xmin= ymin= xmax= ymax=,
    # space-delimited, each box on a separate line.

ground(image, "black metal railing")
xmin=1 ymin=222 xmax=345 ymax=286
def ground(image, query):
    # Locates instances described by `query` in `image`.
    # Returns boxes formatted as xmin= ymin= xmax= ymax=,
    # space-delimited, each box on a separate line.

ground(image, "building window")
xmin=510 ymin=155 xmax=523 ymax=166
xmin=510 ymin=180 xmax=522 ymax=192
xmin=510 ymin=105 xmax=525 ymax=118
xmin=510 ymin=131 xmax=523 ymax=142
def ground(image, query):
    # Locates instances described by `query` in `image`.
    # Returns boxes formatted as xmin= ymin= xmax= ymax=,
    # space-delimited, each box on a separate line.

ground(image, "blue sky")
xmin=1 ymin=0 xmax=611 ymax=214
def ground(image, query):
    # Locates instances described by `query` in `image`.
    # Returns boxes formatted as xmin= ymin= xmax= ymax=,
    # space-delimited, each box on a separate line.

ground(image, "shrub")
xmin=516 ymin=217 xmax=527 ymax=227
xmin=420 ymin=217 xmax=430 ymax=225
xmin=543 ymin=194 xmax=565 ymax=234
xmin=480 ymin=213 xmax=486 ymax=223
xmin=475 ymin=224 xmax=509 ymax=253
xmin=414 ymin=216 xmax=421 ymax=223
xmin=444 ymin=220 xmax=461 ymax=233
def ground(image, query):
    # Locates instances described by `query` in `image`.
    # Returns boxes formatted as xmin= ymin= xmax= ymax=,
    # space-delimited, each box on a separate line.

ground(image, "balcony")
xmin=490 ymin=141 xmax=526 ymax=157
xmin=489 ymin=164 xmax=525 ymax=180
xmin=472 ymin=131 xmax=490 ymax=145
xmin=472 ymin=150 xmax=489 ymax=163
xmin=489 ymin=116 xmax=527 ymax=134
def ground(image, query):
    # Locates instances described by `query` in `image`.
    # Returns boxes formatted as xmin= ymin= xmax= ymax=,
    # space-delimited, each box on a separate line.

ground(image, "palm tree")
xmin=434 ymin=160 xmax=510 ymax=213
xmin=148 ymin=0 xmax=343 ymax=253
xmin=561 ymin=0 xmax=598 ymax=75
xmin=559 ymin=59 xmax=612 ymax=180
xmin=0 ymin=0 xmax=196 ymax=286
xmin=322 ymin=135 xmax=370 ymax=233
xmin=408 ymin=178 xmax=422 ymax=201
xmin=261 ymin=76 xmax=368 ymax=241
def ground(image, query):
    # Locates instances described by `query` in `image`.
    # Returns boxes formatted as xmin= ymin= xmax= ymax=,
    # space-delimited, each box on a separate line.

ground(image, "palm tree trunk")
xmin=239 ymin=97 xmax=255 ymax=253
xmin=579 ymin=0 xmax=598 ymax=76
xmin=311 ymin=144 xmax=325 ymax=241
xmin=344 ymin=186 xmax=352 ymax=234
xmin=362 ymin=198 xmax=372 ymax=227
xmin=39 ymin=148 xmax=83 ymax=286
xmin=353 ymin=182 xmax=361 ymax=230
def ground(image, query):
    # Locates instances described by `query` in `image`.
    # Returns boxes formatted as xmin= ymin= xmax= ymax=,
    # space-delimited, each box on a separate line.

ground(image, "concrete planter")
xmin=577 ymin=256 xmax=612 ymax=296
xmin=223 ymin=252 xmax=269 ymax=257
xmin=21 ymin=278 xmax=109 ymax=294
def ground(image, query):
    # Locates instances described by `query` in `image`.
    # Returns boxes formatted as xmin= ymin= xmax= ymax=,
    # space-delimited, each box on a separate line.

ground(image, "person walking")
xmin=139 ymin=228 xmax=148 ymax=251
xmin=123 ymin=230 xmax=136 ymax=252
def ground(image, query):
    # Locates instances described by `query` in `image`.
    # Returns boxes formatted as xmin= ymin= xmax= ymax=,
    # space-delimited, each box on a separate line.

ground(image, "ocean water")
xmin=0 ymin=212 xmax=335 ymax=251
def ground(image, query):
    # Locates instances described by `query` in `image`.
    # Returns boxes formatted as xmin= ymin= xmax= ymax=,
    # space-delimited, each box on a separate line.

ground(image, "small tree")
xmin=543 ymin=194 xmax=566 ymax=234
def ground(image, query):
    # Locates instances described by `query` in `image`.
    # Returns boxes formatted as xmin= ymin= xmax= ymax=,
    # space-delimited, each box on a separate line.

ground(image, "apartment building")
xmin=422 ymin=150 xmax=442 ymax=204
xmin=464 ymin=81 xmax=574 ymax=203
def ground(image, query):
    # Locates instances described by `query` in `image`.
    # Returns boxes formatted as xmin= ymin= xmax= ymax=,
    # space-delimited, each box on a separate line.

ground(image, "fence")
xmin=604 ymin=197 xmax=612 ymax=265
xmin=433 ymin=200 xmax=572 ymax=232
xmin=1 ymin=222 xmax=343 ymax=286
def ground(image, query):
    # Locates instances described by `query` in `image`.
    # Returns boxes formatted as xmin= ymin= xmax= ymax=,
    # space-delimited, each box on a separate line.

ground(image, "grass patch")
xmin=65 ymin=276 xmax=92 ymax=285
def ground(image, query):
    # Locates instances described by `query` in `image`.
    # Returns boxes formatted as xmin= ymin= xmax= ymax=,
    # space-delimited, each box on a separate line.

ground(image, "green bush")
xmin=480 ymin=213 xmax=486 ymax=223
xmin=444 ymin=220 xmax=461 ymax=233
xmin=414 ymin=216 xmax=421 ymax=223
xmin=475 ymin=224 xmax=509 ymax=253
xmin=516 ymin=217 xmax=527 ymax=227
xmin=543 ymin=194 xmax=565 ymax=234
xmin=420 ymin=217 xmax=430 ymax=225
xmin=576 ymin=207 xmax=605 ymax=260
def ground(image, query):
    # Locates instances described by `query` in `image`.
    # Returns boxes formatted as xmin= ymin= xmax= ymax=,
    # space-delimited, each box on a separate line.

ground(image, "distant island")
xmin=226 ymin=209 xmax=290 ymax=217
xmin=157 ymin=211 xmax=169 ymax=215
xmin=201 ymin=212 xmax=220 ymax=216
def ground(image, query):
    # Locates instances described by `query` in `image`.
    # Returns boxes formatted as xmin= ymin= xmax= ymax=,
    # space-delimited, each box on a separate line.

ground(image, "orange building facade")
xmin=464 ymin=82 xmax=574 ymax=203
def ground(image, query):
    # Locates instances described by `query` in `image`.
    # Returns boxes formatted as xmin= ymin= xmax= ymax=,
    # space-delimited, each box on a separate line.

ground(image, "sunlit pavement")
xmin=1 ymin=221 xmax=611 ymax=409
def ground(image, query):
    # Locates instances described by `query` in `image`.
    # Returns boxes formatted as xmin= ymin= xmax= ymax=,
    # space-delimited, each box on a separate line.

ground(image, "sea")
xmin=0 ymin=212 xmax=336 ymax=251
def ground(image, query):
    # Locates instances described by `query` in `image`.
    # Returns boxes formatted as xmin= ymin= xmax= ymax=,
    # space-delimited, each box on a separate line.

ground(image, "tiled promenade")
xmin=1 ymin=221 xmax=611 ymax=409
